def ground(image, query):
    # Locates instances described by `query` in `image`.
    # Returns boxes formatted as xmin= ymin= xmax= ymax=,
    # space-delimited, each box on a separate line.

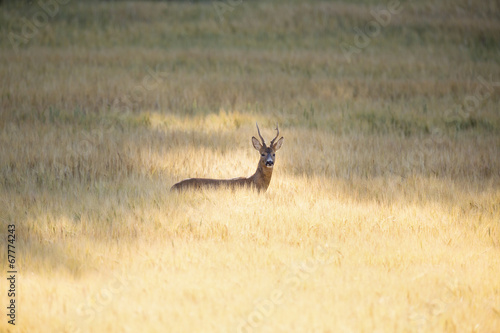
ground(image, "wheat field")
xmin=1 ymin=0 xmax=500 ymax=332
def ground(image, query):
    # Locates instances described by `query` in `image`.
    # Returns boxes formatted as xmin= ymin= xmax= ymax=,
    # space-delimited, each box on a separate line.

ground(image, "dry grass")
xmin=1 ymin=0 xmax=500 ymax=332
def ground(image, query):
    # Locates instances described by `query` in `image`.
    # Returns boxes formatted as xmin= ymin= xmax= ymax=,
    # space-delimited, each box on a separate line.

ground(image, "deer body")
xmin=171 ymin=124 xmax=283 ymax=192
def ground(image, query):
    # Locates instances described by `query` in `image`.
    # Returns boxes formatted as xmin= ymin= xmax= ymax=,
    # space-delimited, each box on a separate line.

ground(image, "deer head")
xmin=252 ymin=123 xmax=284 ymax=169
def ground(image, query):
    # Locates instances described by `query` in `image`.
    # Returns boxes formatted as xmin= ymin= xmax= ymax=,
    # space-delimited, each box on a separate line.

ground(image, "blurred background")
xmin=1 ymin=1 xmax=499 ymax=332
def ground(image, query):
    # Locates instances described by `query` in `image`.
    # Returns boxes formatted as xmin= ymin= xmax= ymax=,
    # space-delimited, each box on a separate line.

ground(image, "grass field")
xmin=1 ymin=0 xmax=500 ymax=332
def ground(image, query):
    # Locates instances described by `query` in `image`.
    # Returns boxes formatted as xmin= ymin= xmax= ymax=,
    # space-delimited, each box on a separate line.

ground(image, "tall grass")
xmin=0 ymin=0 xmax=499 ymax=332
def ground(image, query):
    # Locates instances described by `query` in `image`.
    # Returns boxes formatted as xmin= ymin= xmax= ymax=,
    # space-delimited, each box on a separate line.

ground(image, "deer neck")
xmin=251 ymin=161 xmax=273 ymax=190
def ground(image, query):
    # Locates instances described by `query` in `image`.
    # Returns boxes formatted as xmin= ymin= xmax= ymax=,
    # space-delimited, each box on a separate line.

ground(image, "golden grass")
xmin=1 ymin=0 xmax=499 ymax=332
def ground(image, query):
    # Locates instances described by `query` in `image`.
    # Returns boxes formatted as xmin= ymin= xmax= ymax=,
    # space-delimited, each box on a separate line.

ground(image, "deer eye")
xmin=272 ymin=154 xmax=275 ymax=157
xmin=261 ymin=154 xmax=265 ymax=157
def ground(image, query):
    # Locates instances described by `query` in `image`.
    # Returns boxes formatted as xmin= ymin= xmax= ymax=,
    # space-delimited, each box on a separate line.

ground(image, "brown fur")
xmin=171 ymin=124 xmax=284 ymax=192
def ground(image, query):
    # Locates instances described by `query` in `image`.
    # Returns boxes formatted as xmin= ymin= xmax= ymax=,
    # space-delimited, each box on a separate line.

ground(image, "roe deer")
xmin=171 ymin=123 xmax=284 ymax=192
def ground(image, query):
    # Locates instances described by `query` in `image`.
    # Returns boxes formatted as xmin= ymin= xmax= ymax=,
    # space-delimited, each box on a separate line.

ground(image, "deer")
xmin=171 ymin=123 xmax=284 ymax=192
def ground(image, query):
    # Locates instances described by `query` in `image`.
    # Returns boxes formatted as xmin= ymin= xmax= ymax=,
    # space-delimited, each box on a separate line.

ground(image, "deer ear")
xmin=252 ymin=137 xmax=262 ymax=150
xmin=273 ymin=137 xmax=284 ymax=151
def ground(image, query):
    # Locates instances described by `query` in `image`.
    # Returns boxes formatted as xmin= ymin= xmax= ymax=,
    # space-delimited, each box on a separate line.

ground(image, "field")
xmin=1 ymin=0 xmax=500 ymax=332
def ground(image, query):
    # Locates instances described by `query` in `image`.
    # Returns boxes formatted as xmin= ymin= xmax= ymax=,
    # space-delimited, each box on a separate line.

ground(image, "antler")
xmin=256 ymin=122 xmax=266 ymax=146
xmin=270 ymin=124 xmax=279 ymax=146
